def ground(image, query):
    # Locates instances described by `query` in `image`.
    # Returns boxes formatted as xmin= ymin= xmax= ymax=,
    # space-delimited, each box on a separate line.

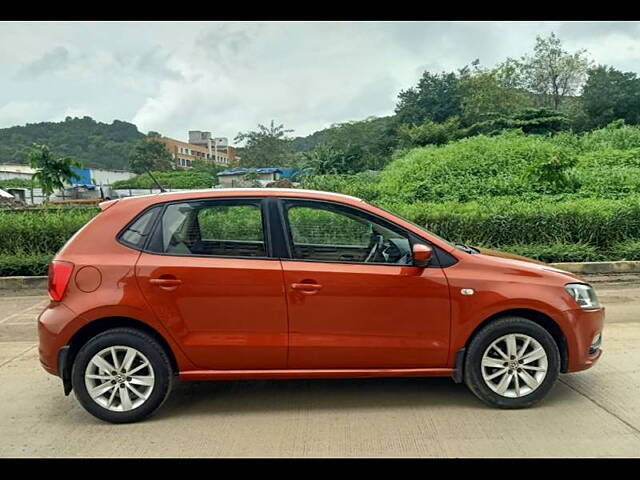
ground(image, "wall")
xmin=91 ymin=169 xmax=135 ymax=185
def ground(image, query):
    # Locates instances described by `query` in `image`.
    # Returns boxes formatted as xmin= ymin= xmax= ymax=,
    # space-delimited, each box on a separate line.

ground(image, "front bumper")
xmin=562 ymin=306 xmax=605 ymax=373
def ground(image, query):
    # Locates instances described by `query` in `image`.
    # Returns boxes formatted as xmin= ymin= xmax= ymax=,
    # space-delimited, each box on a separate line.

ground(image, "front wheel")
xmin=464 ymin=317 xmax=560 ymax=409
xmin=71 ymin=328 xmax=173 ymax=423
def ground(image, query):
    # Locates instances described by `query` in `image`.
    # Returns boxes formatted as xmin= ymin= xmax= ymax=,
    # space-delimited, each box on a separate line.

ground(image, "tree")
xmin=458 ymin=65 xmax=533 ymax=125
xmin=314 ymin=116 xmax=397 ymax=171
xmin=395 ymin=71 xmax=463 ymax=126
xmin=397 ymin=117 xmax=462 ymax=148
xmin=464 ymin=108 xmax=569 ymax=137
xmin=234 ymin=120 xmax=294 ymax=168
xmin=500 ymin=32 xmax=592 ymax=110
xmin=0 ymin=116 xmax=143 ymax=170
xmin=302 ymin=143 xmax=368 ymax=174
xmin=28 ymin=143 xmax=82 ymax=199
xmin=128 ymin=135 xmax=174 ymax=174
xmin=581 ymin=65 xmax=640 ymax=128
xmin=190 ymin=160 xmax=225 ymax=186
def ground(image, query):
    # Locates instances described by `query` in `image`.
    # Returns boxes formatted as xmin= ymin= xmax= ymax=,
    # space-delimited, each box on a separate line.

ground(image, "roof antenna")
xmin=145 ymin=168 xmax=166 ymax=193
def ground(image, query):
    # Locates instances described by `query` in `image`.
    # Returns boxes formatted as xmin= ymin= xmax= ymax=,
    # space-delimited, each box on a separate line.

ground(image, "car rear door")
xmin=135 ymin=197 xmax=288 ymax=370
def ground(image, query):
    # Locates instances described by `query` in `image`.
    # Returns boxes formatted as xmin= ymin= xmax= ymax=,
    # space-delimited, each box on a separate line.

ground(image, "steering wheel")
xmin=364 ymin=233 xmax=384 ymax=263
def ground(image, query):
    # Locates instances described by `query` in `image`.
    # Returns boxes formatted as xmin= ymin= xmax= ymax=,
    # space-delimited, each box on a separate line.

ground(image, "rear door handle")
xmin=291 ymin=282 xmax=323 ymax=294
xmin=150 ymin=278 xmax=182 ymax=287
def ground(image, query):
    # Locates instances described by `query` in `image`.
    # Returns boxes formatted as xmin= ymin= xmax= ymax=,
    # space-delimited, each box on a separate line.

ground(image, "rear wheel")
xmin=463 ymin=316 xmax=560 ymax=409
xmin=71 ymin=328 xmax=173 ymax=423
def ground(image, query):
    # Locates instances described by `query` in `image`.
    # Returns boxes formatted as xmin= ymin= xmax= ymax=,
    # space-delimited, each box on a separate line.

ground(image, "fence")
xmin=7 ymin=186 xmax=194 ymax=206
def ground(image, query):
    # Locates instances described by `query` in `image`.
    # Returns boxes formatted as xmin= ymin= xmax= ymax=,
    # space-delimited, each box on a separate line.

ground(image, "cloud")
xmin=16 ymin=46 xmax=69 ymax=80
xmin=0 ymin=100 xmax=52 ymax=126
xmin=135 ymin=47 xmax=183 ymax=81
xmin=3 ymin=22 xmax=640 ymax=139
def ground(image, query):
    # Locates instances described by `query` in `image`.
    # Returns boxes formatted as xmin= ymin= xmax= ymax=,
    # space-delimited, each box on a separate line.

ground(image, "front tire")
xmin=464 ymin=316 xmax=560 ymax=409
xmin=71 ymin=328 xmax=173 ymax=423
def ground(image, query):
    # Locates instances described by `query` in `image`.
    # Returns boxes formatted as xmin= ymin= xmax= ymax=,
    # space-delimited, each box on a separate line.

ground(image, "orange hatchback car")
xmin=38 ymin=188 xmax=604 ymax=423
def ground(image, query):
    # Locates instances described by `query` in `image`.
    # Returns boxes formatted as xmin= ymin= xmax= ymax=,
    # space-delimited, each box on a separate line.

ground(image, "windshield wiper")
xmin=455 ymin=243 xmax=479 ymax=254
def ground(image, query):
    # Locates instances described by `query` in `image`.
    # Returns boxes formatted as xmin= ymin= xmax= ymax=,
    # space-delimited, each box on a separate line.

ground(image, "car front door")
xmin=278 ymin=199 xmax=451 ymax=369
xmin=135 ymin=198 xmax=288 ymax=370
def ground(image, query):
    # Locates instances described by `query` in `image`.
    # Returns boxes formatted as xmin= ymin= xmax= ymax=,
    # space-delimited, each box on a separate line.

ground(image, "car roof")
xmin=118 ymin=188 xmax=366 ymax=206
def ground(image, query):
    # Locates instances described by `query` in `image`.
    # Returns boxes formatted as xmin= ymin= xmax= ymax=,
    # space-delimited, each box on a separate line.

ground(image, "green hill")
xmin=0 ymin=116 xmax=144 ymax=170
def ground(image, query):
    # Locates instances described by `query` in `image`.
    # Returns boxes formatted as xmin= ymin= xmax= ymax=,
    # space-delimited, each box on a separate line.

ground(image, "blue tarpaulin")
xmin=70 ymin=167 xmax=93 ymax=187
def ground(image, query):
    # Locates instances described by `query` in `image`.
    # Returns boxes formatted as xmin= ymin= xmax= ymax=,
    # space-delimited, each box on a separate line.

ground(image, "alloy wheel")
xmin=480 ymin=333 xmax=548 ymax=398
xmin=84 ymin=346 xmax=155 ymax=411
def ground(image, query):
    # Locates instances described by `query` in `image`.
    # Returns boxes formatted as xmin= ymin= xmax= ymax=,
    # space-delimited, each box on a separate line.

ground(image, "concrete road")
xmin=1 ymin=281 xmax=639 ymax=457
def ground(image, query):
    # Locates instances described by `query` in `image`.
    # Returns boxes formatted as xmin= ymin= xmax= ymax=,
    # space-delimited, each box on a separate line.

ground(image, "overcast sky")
xmin=1 ymin=21 xmax=640 ymax=141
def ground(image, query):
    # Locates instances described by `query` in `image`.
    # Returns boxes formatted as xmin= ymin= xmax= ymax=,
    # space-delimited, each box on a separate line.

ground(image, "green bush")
xmin=577 ymin=121 xmax=640 ymax=152
xmin=112 ymin=170 xmax=216 ymax=189
xmin=300 ymin=171 xmax=382 ymax=202
xmin=377 ymin=125 xmax=640 ymax=204
xmin=3 ymin=197 xmax=640 ymax=266
xmin=0 ymin=207 xmax=98 ymax=256
xmin=389 ymin=197 xmax=640 ymax=250
xmin=378 ymin=131 xmax=574 ymax=203
xmin=609 ymin=240 xmax=640 ymax=261
xmin=0 ymin=178 xmax=36 ymax=189
xmin=496 ymin=242 xmax=604 ymax=263
xmin=0 ymin=253 xmax=53 ymax=276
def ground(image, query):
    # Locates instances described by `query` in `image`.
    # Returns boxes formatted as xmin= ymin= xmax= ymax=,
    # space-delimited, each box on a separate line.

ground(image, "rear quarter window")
xmin=118 ymin=206 xmax=161 ymax=250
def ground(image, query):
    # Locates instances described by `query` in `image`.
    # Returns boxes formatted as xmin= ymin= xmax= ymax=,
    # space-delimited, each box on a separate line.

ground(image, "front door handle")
xmin=149 ymin=277 xmax=182 ymax=287
xmin=291 ymin=282 xmax=323 ymax=294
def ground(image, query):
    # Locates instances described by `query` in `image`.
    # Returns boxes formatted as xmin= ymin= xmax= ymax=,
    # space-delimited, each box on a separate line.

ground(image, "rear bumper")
xmin=562 ymin=306 xmax=605 ymax=373
xmin=37 ymin=302 xmax=77 ymax=377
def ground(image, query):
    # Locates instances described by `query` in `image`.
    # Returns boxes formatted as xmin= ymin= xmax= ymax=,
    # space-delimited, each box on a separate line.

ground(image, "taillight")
xmin=48 ymin=260 xmax=74 ymax=301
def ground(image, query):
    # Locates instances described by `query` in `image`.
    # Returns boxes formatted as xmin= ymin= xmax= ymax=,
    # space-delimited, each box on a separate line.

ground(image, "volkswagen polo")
xmin=38 ymin=188 xmax=604 ymax=423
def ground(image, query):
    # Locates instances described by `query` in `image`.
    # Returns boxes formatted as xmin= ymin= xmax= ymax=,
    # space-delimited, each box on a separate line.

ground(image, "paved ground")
xmin=1 ymin=281 xmax=639 ymax=457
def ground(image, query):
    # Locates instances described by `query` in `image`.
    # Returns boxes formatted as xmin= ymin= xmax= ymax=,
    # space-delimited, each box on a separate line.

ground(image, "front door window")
xmin=284 ymin=201 xmax=412 ymax=265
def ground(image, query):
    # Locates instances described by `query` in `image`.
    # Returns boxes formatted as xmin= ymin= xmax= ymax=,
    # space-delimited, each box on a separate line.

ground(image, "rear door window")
xmin=151 ymin=200 xmax=267 ymax=258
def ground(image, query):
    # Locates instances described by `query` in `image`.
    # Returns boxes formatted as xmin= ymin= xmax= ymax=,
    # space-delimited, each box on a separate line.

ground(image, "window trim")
xmin=276 ymin=198 xmax=445 ymax=268
xmin=127 ymin=197 xmax=276 ymax=261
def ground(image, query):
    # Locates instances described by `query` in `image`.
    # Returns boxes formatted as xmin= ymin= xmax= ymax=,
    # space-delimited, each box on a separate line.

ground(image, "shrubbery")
xmin=377 ymin=123 xmax=640 ymax=203
xmin=0 ymin=254 xmax=53 ymax=276
xmin=0 ymin=178 xmax=35 ymax=189
xmin=112 ymin=170 xmax=217 ymax=189
xmin=2 ymin=195 xmax=640 ymax=276
xmin=0 ymin=207 xmax=98 ymax=276
xmin=390 ymin=197 xmax=640 ymax=253
xmin=0 ymin=207 xmax=98 ymax=256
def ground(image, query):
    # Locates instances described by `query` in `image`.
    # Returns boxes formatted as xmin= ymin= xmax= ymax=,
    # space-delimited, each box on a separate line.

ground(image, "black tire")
xmin=463 ymin=316 xmax=560 ymax=409
xmin=71 ymin=328 xmax=173 ymax=423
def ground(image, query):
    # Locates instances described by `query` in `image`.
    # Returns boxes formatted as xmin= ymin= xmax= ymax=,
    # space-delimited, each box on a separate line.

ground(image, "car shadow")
xmin=153 ymin=376 xmax=499 ymax=421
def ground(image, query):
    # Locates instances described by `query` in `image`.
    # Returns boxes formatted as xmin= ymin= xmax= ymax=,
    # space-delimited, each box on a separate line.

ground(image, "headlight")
xmin=565 ymin=283 xmax=600 ymax=310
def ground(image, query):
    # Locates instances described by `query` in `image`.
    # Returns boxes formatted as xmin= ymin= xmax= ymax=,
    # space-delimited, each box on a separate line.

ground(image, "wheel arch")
xmin=463 ymin=308 xmax=569 ymax=373
xmin=64 ymin=317 xmax=180 ymax=386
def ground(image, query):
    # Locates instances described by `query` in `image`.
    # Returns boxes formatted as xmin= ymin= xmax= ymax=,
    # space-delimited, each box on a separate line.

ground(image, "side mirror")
xmin=413 ymin=243 xmax=433 ymax=268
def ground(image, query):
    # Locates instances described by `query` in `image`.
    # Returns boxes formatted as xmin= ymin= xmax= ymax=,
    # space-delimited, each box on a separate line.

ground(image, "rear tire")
xmin=71 ymin=328 xmax=173 ymax=423
xmin=464 ymin=316 xmax=560 ymax=409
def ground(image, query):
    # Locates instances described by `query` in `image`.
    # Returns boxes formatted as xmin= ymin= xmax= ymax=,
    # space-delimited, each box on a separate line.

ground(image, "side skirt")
xmin=180 ymin=367 xmax=455 ymax=382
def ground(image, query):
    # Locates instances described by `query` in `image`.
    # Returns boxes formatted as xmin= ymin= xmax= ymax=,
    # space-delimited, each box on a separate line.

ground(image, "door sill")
xmin=179 ymin=367 xmax=454 ymax=381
